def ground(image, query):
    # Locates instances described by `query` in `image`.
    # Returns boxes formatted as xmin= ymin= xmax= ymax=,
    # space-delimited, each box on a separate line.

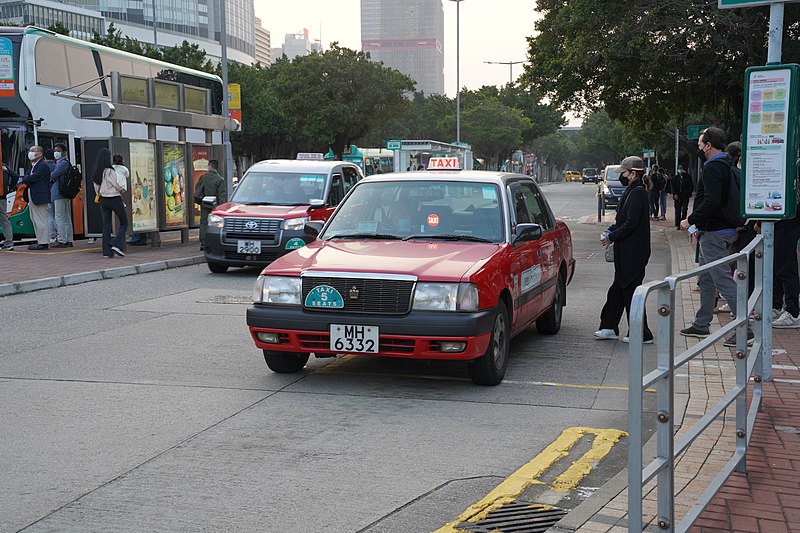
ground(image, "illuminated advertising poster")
xmin=743 ymin=68 xmax=791 ymax=217
xmin=129 ymin=141 xmax=158 ymax=232
xmin=162 ymin=143 xmax=187 ymax=227
xmin=191 ymin=145 xmax=212 ymax=226
xmin=0 ymin=37 xmax=14 ymax=97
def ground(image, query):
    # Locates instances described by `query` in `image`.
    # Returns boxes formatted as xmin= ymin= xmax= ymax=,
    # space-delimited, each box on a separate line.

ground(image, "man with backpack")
xmin=679 ymin=127 xmax=753 ymax=347
xmin=50 ymin=143 xmax=74 ymax=247
xmin=1 ymin=163 xmax=17 ymax=250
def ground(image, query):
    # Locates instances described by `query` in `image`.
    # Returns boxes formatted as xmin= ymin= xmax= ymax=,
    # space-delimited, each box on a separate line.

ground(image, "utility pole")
xmin=219 ymin=0 xmax=233 ymax=192
xmin=484 ymin=60 xmax=524 ymax=84
xmin=448 ymin=0 xmax=465 ymax=144
xmin=151 ymin=0 xmax=157 ymax=47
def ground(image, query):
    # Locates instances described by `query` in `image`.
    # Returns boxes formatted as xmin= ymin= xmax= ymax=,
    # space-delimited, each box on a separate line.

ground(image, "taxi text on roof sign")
xmin=427 ymin=157 xmax=461 ymax=170
xmin=296 ymin=152 xmax=325 ymax=160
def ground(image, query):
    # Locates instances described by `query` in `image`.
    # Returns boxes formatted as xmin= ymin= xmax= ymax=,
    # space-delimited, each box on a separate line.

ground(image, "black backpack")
xmin=2 ymin=165 xmax=18 ymax=197
xmin=58 ymin=164 xmax=82 ymax=199
xmin=721 ymin=162 xmax=746 ymax=229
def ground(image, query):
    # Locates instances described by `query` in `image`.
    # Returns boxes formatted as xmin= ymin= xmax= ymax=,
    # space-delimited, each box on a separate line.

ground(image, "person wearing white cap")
xmin=595 ymin=155 xmax=654 ymax=344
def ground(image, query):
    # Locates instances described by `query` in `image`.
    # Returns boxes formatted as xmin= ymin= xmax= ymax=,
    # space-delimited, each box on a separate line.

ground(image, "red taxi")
xmin=203 ymin=159 xmax=364 ymax=273
xmin=246 ymin=161 xmax=575 ymax=385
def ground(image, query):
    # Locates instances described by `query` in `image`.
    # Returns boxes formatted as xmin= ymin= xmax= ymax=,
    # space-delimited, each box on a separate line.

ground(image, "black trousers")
xmin=100 ymin=196 xmax=128 ymax=256
xmin=600 ymin=269 xmax=653 ymax=340
xmin=773 ymin=220 xmax=800 ymax=317
xmin=674 ymin=195 xmax=690 ymax=227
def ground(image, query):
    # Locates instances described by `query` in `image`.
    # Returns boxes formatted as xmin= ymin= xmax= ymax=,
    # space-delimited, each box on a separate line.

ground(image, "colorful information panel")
xmin=191 ymin=145 xmax=212 ymax=226
xmin=741 ymin=64 xmax=799 ymax=219
xmin=161 ymin=143 xmax=188 ymax=228
xmin=0 ymin=37 xmax=15 ymax=97
xmin=130 ymin=141 xmax=159 ymax=232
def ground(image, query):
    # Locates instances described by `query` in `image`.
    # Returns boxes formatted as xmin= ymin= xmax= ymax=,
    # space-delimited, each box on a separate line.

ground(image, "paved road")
xmin=1 ymin=182 xmax=668 ymax=532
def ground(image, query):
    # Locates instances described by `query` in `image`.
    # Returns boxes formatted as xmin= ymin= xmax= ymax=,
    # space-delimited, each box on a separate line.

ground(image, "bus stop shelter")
xmin=388 ymin=140 xmax=473 ymax=172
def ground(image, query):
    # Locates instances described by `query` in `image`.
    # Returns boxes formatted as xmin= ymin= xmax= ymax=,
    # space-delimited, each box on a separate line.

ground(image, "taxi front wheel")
xmin=536 ymin=272 xmax=565 ymax=335
xmin=468 ymin=304 xmax=509 ymax=386
xmin=263 ymin=350 xmax=310 ymax=373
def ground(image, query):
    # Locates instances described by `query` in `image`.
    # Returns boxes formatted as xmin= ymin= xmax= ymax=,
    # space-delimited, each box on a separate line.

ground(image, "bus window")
xmin=99 ymin=52 xmax=134 ymax=77
xmin=34 ymin=38 xmax=69 ymax=89
xmin=66 ymin=44 xmax=103 ymax=96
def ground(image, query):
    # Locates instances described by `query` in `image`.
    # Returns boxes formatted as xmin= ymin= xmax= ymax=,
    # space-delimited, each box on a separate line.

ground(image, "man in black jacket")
xmin=22 ymin=145 xmax=52 ymax=250
xmin=671 ymin=165 xmax=694 ymax=229
xmin=680 ymin=127 xmax=751 ymax=346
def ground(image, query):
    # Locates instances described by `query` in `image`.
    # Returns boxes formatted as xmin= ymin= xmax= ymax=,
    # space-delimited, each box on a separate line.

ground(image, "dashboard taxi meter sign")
xmin=427 ymin=157 xmax=461 ymax=170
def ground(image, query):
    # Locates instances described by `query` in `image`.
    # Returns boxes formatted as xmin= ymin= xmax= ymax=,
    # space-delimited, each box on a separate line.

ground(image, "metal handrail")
xmin=627 ymin=234 xmax=765 ymax=532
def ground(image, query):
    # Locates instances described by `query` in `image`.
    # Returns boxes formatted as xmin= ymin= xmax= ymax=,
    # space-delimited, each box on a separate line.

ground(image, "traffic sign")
xmin=642 ymin=148 xmax=655 ymax=158
xmin=386 ymin=140 xmax=401 ymax=150
xmin=687 ymin=125 xmax=711 ymax=139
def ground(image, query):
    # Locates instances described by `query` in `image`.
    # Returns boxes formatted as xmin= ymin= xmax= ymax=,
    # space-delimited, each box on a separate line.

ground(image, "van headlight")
xmin=603 ymin=184 xmax=611 ymax=195
xmin=282 ymin=217 xmax=309 ymax=231
xmin=413 ymin=282 xmax=479 ymax=311
xmin=208 ymin=214 xmax=224 ymax=228
xmin=253 ymin=275 xmax=302 ymax=305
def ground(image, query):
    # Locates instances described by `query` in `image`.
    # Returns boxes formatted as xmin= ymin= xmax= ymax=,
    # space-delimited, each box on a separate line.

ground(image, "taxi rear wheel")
xmin=263 ymin=350 xmax=310 ymax=373
xmin=536 ymin=272 xmax=565 ymax=335
xmin=468 ymin=304 xmax=509 ymax=386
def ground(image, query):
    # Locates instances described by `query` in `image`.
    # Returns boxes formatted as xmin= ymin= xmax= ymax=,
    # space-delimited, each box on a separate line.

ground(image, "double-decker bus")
xmin=0 ymin=26 xmax=223 ymax=238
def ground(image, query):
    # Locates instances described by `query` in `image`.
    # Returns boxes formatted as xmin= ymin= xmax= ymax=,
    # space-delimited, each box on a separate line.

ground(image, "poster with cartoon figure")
xmin=162 ymin=143 xmax=187 ymax=227
xmin=191 ymin=145 xmax=212 ymax=226
xmin=130 ymin=141 xmax=158 ymax=232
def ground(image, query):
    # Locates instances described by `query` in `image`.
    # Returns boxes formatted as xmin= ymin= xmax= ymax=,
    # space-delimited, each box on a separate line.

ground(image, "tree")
xmin=522 ymin=0 xmax=800 ymax=134
xmin=270 ymin=45 xmax=415 ymax=159
xmin=47 ymin=22 xmax=69 ymax=36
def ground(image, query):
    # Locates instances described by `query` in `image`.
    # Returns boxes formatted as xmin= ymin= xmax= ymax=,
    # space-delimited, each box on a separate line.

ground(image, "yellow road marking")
xmin=433 ymin=427 xmax=627 ymax=533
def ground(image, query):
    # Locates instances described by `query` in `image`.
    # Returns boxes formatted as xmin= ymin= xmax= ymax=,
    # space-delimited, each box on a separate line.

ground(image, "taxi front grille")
xmin=224 ymin=250 xmax=280 ymax=262
xmin=298 ymin=333 xmax=415 ymax=354
xmin=301 ymin=277 xmax=414 ymax=314
xmin=223 ymin=218 xmax=281 ymax=242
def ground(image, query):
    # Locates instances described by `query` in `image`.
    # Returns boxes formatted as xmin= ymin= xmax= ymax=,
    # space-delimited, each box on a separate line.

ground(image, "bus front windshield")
xmin=231 ymin=172 xmax=326 ymax=206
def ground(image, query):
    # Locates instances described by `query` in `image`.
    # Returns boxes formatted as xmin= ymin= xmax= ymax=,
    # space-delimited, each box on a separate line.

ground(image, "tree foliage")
xmin=523 ymin=0 xmax=800 ymax=135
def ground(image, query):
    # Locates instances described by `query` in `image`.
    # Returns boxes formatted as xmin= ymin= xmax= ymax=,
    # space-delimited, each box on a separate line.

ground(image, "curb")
xmin=0 ymin=255 xmax=206 ymax=297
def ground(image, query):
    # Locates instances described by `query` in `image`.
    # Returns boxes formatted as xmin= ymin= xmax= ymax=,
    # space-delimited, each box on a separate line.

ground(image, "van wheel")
xmin=208 ymin=262 xmax=228 ymax=273
xmin=536 ymin=272 xmax=565 ymax=335
xmin=263 ymin=350 xmax=310 ymax=373
xmin=468 ymin=304 xmax=509 ymax=386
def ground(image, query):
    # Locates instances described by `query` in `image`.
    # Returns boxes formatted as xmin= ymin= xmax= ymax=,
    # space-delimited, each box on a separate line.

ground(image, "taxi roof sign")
xmin=427 ymin=157 xmax=461 ymax=170
xmin=296 ymin=152 xmax=325 ymax=160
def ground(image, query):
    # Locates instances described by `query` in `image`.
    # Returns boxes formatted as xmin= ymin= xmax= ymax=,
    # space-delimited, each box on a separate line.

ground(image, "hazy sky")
xmin=255 ymin=1 xmax=539 ymax=98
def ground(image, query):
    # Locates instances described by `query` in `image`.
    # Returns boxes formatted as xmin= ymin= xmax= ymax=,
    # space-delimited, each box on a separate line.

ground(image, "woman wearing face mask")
xmin=595 ymin=156 xmax=654 ymax=343
xmin=92 ymin=147 xmax=128 ymax=258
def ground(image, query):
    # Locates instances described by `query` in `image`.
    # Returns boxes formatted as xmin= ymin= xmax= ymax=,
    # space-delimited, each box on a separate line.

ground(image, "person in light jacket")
xmin=92 ymin=148 xmax=127 ymax=258
xmin=595 ymin=156 xmax=654 ymax=343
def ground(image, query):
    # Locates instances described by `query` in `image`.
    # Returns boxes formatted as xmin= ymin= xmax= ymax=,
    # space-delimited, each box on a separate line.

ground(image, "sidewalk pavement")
xmin=2 ymin=211 xmax=799 ymax=532
xmin=0 ymin=230 xmax=205 ymax=297
xmin=560 ymin=212 xmax=800 ymax=532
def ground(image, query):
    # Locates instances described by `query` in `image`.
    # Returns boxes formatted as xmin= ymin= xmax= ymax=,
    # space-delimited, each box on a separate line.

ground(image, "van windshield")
xmin=231 ymin=172 xmax=326 ymax=205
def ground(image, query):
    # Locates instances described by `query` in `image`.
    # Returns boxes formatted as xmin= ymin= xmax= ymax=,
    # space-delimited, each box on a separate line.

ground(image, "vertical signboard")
xmin=81 ymin=139 xmax=111 ymax=236
xmin=0 ymin=37 xmax=15 ymax=97
xmin=741 ymin=64 xmax=799 ymax=219
xmin=129 ymin=141 xmax=159 ymax=233
xmin=190 ymin=144 xmax=212 ymax=227
xmin=160 ymin=142 xmax=188 ymax=228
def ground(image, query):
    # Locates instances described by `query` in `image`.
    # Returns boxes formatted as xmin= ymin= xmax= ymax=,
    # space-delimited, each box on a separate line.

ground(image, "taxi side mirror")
xmin=304 ymin=220 xmax=324 ymax=239
xmin=512 ymin=223 xmax=542 ymax=245
xmin=201 ymin=195 xmax=218 ymax=210
xmin=308 ymin=199 xmax=325 ymax=212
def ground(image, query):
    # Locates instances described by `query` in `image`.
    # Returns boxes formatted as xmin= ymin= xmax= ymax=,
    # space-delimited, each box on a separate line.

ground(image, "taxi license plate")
xmin=237 ymin=240 xmax=261 ymax=254
xmin=330 ymin=324 xmax=379 ymax=353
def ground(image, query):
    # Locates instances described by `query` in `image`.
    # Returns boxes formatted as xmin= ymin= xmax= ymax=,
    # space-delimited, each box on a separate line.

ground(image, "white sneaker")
xmin=622 ymin=336 xmax=654 ymax=344
xmin=773 ymin=311 xmax=800 ymax=329
xmin=715 ymin=302 xmax=730 ymax=314
xmin=594 ymin=329 xmax=619 ymax=340
xmin=772 ymin=308 xmax=784 ymax=320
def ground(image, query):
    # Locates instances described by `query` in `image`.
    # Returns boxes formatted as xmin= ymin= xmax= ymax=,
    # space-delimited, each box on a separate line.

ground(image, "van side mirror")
xmin=304 ymin=220 xmax=324 ymax=238
xmin=512 ymin=223 xmax=542 ymax=245
xmin=201 ymin=195 xmax=218 ymax=210
xmin=308 ymin=199 xmax=325 ymax=211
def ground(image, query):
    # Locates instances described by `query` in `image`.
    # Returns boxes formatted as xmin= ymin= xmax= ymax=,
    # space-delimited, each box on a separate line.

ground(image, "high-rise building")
xmin=360 ymin=0 xmax=444 ymax=96
xmin=282 ymin=28 xmax=311 ymax=60
xmin=0 ymin=0 xmax=256 ymax=64
xmin=254 ymin=16 xmax=271 ymax=66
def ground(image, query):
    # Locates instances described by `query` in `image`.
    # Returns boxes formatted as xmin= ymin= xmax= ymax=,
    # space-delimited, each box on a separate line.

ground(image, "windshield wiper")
xmin=327 ymin=232 xmax=402 ymax=240
xmin=241 ymin=201 xmax=274 ymax=206
xmin=402 ymin=234 xmax=496 ymax=243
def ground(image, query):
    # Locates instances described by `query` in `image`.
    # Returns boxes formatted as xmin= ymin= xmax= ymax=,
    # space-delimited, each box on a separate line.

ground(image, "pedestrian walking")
xmin=49 ymin=143 xmax=74 ymax=247
xmin=22 ymin=145 xmax=51 ymax=250
xmin=680 ymin=127 xmax=752 ymax=346
xmin=0 ymin=163 xmax=17 ymax=250
xmin=92 ymin=148 xmax=128 ymax=258
xmin=595 ymin=156 xmax=654 ymax=344
xmin=195 ymin=159 xmax=226 ymax=250
xmin=648 ymin=165 xmax=666 ymax=220
xmin=671 ymin=165 xmax=694 ymax=229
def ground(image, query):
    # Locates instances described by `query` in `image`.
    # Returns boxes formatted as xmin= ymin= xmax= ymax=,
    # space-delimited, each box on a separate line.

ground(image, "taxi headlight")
xmin=253 ymin=275 xmax=302 ymax=305
xmin=282 ymin=217 xmax=309 ymax=231
xmin=208 ymin=214 xmax=224 ymax=228
xmin=413 ymin=282 xmax=479 ymax=312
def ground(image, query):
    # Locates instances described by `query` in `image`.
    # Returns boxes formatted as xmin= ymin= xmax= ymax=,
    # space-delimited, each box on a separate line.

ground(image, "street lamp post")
xmin=484 ymin=60 xmax=524 ymax=85
xmin=219 ymin=0 xmax=233 ymax=192
xmin=449 ymin=0 xmax=464 ymax=144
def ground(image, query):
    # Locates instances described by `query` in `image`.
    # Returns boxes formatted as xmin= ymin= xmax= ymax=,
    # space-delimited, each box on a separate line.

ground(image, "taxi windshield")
xmin=231 ymin=171 xmax=326 ymax=205
xmin=323 ymin=181 xmax=504 ymax=243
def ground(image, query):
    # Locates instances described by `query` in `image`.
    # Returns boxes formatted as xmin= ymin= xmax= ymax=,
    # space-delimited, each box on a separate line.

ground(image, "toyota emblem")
xmin=244 ymin=220 xmax=258 ymax=230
